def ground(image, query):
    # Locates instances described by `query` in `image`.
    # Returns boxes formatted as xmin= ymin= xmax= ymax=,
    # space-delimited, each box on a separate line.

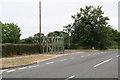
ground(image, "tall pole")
xmin=68 ymin=32 xmax=71 ymax=49
xmin=39 ymin=1 xmax=41 ymax=53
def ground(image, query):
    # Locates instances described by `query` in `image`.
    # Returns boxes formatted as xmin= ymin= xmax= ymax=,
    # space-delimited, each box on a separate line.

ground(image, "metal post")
xmin=68 ymin=32 xmax=71 ymax=49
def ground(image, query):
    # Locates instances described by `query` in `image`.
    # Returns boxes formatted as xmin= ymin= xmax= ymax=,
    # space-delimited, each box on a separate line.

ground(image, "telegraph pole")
xmin=39 ymin=1 xmax=41 ymax=53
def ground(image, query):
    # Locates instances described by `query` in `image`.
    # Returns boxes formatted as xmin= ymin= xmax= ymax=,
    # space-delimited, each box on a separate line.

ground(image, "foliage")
xmin=64 ymin=6 xmax=118 ymax=49
xmin=34 ymin=33 xmax=44 ymax=43
xmin=0 ymin=24 xmax=2 ymax=43
xmin=63 ymin=24 xmax=73 ymax=34
xmin=117 ymin=32 xmax=120 ymax=48
xmin=47 ymin=31 xmax=63 ymax=37
xmin=20 ymin=33 xmax=44 ymax=44
xmin=2 ymin=23 xmax=21 ymax=43
xmin=21 ymin=37 xmax=35 ymax=44
xmin=63 ymin=24 xmax=73 ymax=48
xmin=2 ymin=44 xmax=40 ymax=57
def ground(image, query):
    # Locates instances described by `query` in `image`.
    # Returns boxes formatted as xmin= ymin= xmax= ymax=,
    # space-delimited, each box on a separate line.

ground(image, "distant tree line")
xmin=20 ymin=33 xmax=44 ymax=44
xmin=0 ymin=23 xmax=65 ymax=44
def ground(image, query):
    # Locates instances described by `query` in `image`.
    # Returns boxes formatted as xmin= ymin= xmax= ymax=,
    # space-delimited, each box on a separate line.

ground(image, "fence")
xmin=2 ymin=35 xmax=64 ymax=57
xmin=40 ymin=36 xmax=64 ymax=54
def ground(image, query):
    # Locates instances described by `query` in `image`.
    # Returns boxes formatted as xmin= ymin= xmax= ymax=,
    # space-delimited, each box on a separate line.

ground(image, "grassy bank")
xmin=1 ymin=54 xmax=61 ymax=68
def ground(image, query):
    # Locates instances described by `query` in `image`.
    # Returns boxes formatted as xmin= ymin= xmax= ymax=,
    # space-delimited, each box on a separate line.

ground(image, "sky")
xmin=0 ymin=0 xmax=119 ymax=39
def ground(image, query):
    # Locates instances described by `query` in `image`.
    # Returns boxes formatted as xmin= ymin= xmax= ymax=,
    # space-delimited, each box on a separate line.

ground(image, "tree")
xmin=117 ymin=32 xmax=120 ymax=48
xmin=47 ymin=31 xmax=63 ymax=37
xmin=0 ymin=23 xmax=2 ymax=43
xmin=20 ymin=33 xmax=44 ymax=44
xmin=34 ymin=33 xmax=44 ymax=43
xmin=63 ymin=24 xmax=73 ymax=35
xmin=65 ymin=6 xmax=114 ymax=49
xmin=22 ymin=37 xmax=35 ymax=44
xmin=2 ymin=23 xmax=21 ymax=43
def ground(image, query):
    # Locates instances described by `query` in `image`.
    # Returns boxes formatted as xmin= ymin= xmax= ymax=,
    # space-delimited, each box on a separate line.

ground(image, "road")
xmin=1 ymin=50 xmax=119 ymax=79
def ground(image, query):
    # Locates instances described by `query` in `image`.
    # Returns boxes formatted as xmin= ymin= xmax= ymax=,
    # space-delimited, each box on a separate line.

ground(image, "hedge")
xmin=2 ymin=44 xmax=41 ymax=57
xmin=2 ymin=44 xmax=64 ymax=57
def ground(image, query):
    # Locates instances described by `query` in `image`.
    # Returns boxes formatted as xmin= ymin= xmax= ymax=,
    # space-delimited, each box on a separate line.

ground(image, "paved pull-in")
xmin=2 ymin=50 xmax=118 ymax=78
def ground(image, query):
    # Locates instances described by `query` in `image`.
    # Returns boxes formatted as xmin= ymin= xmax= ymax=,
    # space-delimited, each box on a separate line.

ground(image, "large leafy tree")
xmin=2 ymin=23 xmax=21 ymax=43
xmin=65 ymin=6 xmax=115 ymax=49
xmin=117 ymin=32 xmax=120 ymax=48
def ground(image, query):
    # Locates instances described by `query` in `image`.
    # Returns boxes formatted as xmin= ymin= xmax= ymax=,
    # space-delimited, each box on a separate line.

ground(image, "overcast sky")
xmin=0 ymin=0 xmax=119 ymax=39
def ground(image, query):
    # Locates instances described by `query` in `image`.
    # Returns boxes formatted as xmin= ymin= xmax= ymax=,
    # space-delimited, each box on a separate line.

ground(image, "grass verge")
xmin=0 ymin=53 xmax=61 ymax=68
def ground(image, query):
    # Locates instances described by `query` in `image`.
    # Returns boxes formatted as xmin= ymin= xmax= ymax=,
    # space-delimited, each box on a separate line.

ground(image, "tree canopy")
xmin=2 ymin=23 xmax=21 ymax=43
xmin=20 ymin=33 xmax=44 ymax=44
xmin=64 ymin=6 xmax=118 ymax=49
xmin=47 ymin=31 xmax=63 ymax=37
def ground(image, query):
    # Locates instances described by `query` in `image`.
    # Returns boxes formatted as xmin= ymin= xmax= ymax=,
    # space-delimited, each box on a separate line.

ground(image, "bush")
xmin=2 ymin=44 xmax=41 ymax=57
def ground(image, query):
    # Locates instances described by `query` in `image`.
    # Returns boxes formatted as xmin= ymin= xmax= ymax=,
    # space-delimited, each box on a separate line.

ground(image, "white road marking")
xmin=29 ymin=65 xmax=39 ymax=68
xmin=46 ymin=62 xmax=54 ymax=64
xmin=6 ymin=69 xmax=15 ymax=73
xmin=116 ymin=55 xmax=120 ymax=57
xmin=0 ymin=69 xmax=8 ymax=72
xmin=94 ymin=58 xmax=113 ymax=67
xmin=18 ymin=67 xmax=27 ymax=70
xmin=65 ymin=75 xmax=75 ymax=80
xmin=60 ymin=59 xmax=67 ymax=61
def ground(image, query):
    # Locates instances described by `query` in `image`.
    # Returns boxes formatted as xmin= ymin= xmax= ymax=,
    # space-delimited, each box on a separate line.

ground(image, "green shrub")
xmin=2 ymin=44 xmax=41 ymax=57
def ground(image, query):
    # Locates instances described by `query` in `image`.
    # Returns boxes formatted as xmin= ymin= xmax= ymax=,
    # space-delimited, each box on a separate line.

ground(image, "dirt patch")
xmin=0 ymin=54 xmax=62 ymax=68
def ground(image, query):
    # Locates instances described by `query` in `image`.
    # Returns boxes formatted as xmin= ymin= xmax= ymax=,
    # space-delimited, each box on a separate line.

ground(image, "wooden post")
xmin=39 ymin=1 xmax=41 ymax=53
